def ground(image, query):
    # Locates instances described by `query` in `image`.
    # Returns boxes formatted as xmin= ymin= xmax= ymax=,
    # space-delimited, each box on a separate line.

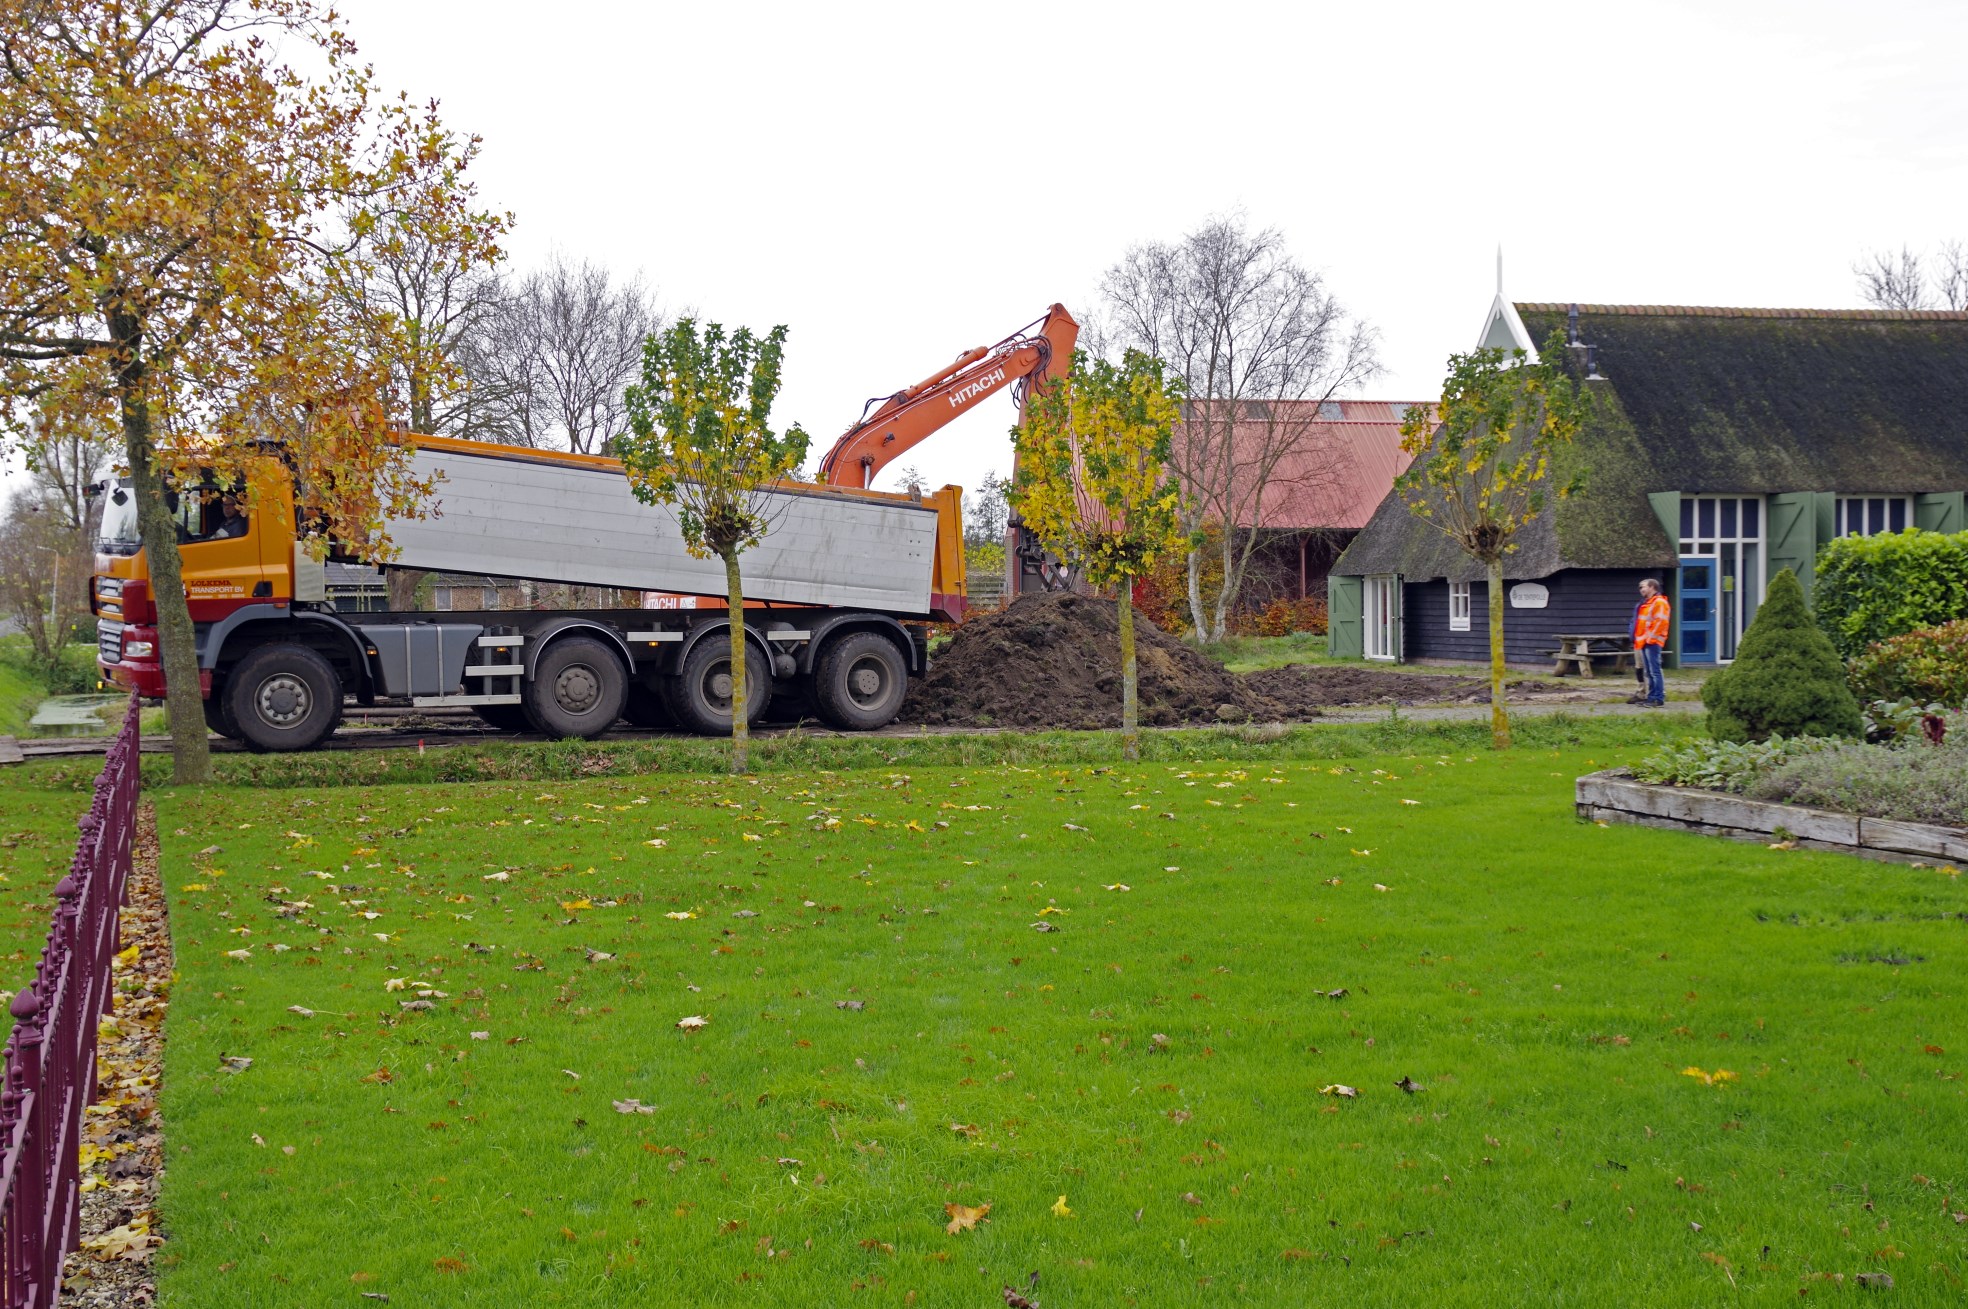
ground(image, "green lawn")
xmin=96 ymin=726 xmax=1964 ymax=1306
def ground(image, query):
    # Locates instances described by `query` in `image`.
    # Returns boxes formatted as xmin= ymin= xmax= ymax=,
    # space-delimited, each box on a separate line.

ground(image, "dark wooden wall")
xmin=1402 ymin=569 xmax=1665 ymax=664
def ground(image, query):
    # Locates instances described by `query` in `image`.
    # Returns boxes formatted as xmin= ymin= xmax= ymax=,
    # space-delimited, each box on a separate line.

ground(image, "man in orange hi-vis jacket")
xmin=1634 ymin=578 xmax=1671 ymax=707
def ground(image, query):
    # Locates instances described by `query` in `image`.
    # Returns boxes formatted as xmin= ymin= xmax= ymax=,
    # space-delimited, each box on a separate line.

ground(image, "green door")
xmin=1328 ymin=575 xmax=1363 ymax=658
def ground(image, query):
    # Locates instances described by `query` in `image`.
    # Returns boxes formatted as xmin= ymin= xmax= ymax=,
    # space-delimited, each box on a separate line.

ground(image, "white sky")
xmin=6 ymin=0 xmax=1965 ymax=505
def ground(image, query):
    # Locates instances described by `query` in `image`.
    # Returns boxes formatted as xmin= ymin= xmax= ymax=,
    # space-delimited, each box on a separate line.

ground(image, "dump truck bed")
xmin=383 ymin=439 xmax=941 ymax=613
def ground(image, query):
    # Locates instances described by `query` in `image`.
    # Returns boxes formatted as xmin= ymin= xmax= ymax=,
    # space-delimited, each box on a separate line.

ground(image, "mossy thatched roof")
xmin=1336 ymin=305 xmax=1968 ymax=582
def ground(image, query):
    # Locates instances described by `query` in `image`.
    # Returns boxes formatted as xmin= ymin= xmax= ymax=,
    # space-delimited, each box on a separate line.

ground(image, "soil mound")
xmin=902 ymin=592 xmax=1284 ymax=729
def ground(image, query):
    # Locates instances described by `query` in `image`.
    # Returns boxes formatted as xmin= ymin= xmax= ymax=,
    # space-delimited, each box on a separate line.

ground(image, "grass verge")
xmin=6 ymin=712 xmax=1702 ymax=795
xmin=139 ymin=733 xmax=1967 ymax=1305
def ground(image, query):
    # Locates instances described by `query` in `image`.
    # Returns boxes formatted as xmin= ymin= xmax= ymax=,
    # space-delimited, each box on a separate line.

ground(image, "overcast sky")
xmin=6 ymin=0 xmax=1965 ymax=504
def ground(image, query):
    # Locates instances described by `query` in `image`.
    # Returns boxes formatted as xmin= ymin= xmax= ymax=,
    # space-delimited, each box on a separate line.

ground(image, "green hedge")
xmin=1814 ymin=529 xmax=1968 ymax=660
xmin=1847 ymin=619 xmax=1968 ymax=708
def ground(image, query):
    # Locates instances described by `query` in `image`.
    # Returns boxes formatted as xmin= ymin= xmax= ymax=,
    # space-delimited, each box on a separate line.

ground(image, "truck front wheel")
xmin=524 ymin=636 xmax=627 ymax=739
xmin=811 ymin=631 xmax=908 ymax=730
xmin=226 ymin=644 xmax=342 ymax=752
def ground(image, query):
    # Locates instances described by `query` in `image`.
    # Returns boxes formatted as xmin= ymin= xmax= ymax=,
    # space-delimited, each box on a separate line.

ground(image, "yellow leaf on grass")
xmin=115 ymin=944 xmax=140 ymax=966
xmin=1680 ymin=1066 xmax=1738 ymax=1087
xmin=664 ymin=911 xmax=695 ymax=921
xmin=180 ymin=884 xmax=208 ymax=893
xmin=944 ymin=1201 xmax=990 ymax=1234
xmin=1051 ymin=1195 xmax=1074 ymax=1219
xmin=561 ymin=899 xmax=593 ymax=912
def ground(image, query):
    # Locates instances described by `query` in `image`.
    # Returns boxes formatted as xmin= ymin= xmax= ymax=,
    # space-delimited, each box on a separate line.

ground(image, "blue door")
xmin=1678 ymin=556 xmax=1717 ymax=664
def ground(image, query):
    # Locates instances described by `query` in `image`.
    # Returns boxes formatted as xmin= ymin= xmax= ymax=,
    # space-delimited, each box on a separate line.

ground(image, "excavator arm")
xmin=815 ymin=303 xmax=1079 ymax=489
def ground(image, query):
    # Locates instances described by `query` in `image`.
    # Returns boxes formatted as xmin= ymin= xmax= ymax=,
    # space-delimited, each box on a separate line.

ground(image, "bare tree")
xmin=1855 ymin=242 xmax=1968 ymax=311
xmin=507 ymin=254 xmax=664 ymax=454
xmin=1101 ymin=215 xmax=1379 ymax=641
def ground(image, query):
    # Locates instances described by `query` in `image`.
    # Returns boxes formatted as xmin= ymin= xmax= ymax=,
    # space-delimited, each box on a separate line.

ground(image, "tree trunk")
xmin=120 ymin=390 xmax=210 ymax=784
xmin=1487 ymin=555 xmax=1510 ymax=750
xmin=1184 ymin=547 xmax=1207 ymax=643
xmin=1118 ymin=586 xmax=1140 ymax=763
xmin=386 ymin=567 xmax=426 ymax=611
xmin=723 ymin=549 xmax=749 ymax=775
xmin=1210 ymin=525 xmax=1236 ymax=643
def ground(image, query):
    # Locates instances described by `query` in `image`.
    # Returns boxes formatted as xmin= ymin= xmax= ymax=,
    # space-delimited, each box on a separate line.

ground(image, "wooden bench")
xmin=1545 ymin=634 xmax=1637 ymax=678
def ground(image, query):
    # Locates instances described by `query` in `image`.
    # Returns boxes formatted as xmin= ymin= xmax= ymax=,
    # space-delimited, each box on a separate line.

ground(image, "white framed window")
xmin=1835 ymin=496 xmax=1911 ymax=538
xmin=1448 ymin=580 xmax=1471 ymax=631
xmin=1364 ymin=575 xmax=1399 ymax=661
xmin=1677 ymin=495 xmax=1765 ymax=663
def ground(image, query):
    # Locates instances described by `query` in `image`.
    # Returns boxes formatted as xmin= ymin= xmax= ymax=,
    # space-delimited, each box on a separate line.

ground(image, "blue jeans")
xmin=1640 ymin=643 xmax=1665 ymax=704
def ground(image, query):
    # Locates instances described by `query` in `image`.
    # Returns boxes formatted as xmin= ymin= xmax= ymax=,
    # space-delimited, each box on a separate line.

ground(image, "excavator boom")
xmin=816 ymin=303 xmax=1079 ymax=489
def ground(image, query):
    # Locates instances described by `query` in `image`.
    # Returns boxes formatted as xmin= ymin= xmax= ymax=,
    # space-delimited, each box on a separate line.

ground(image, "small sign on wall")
xmin=1508 ymin=582 xmax=1549 ymax=609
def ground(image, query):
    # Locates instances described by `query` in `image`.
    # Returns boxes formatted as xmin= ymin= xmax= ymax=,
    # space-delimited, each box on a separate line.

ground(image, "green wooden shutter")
xmin=1328 ymin=574 xmax=1363 ymax=658
xmin=1915 ymin=491 xmax=1965 ymax=534
xmin=1766 ymin=492 xmax=1820 ymax=598
xmin=1646 ymin=490 xmax=1681 ymax=553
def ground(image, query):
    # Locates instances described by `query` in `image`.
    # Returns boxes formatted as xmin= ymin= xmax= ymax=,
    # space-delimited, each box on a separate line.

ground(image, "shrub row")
xmin=1815 ymin=528 xmax=1968 ymax=659
xmin=1847 ymin=619 xmax=1968 ymax=708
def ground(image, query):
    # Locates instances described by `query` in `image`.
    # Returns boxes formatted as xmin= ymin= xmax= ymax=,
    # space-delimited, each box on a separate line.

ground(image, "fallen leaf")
xmin=584 ymin=948 xmax=614 ymax=962
xmin=220 ymin=1055 xmax=253 ymax=1074
xmin=664 ymin=911 xmax=695 ymax=921
xmin=944 ymin=1202 xmax=990 ymax=1234
xmin=834 ymin=1000 xmax=866 ymax=1012
xmin=676 ymin=1015 xmax=710 ymax=1032
xmin=561 ymin=899 xmax=593 ymax=912
xmin=1180 ymin=1191 xmax=1202 ymax=1205
xmin=223 ymin=948 xmax=251 ymax=961
xmin=1395 ymin=1076 xmax=1423 ymax=1094
xmin=469 ymin=1031 xmax=489 ymax=1040
xmin=1051 ymin=1194 xmax=1074 ymax=1218
xmin=949 ymin=1122 xmax=979 ymax=1138
xmin=1103 ymin=884 xmax=1131 ymax=892
xmin=287 ymin=1005 xmax=314 ymax=1018
xmin=1373 ymin=883 xmax=1390 ymax=892
xmin=1680 ymin=1066 xmax=1738 ymax=1087
xmin=612 ymin=1099 xmax=657 ymax=1115
xmin=1030 ymin=921 xmax=1060 ymax=933
xmin=1319 ymin=1084 xmax=1358 ymax=1098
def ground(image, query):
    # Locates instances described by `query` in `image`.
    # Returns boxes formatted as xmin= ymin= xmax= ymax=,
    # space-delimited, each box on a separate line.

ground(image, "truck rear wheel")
xmin=523 ymin=636 xmax=627 ymax=739
xmin=472 ymin=704 xmax=532 ymax=733
xmin=811 ymin=631 xmax=909 ymax=730
xmin=667 ymin=635 xmax=769 ymax=735
xmin=226 ymin=644 xmax=342 ymax=752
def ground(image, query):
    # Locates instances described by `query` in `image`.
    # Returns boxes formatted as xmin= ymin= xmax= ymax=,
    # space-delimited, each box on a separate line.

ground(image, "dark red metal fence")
xmin=0 ymin=698 xmax=139 ymax=1307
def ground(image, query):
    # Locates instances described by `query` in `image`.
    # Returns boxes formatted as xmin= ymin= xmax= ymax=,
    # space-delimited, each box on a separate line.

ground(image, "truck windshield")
xmin=98 ymin=484 xmax=142 ymax=556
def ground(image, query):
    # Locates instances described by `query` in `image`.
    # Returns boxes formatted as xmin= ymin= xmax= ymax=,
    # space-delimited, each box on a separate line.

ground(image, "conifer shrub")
xmin=1700 ymin=568 xmax=1863 ymax=742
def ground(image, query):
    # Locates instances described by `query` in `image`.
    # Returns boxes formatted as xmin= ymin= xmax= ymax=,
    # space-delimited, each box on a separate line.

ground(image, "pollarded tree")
xmin=1012 ymin=350 xmax=1188 ymax=761
xmin=0 ymin=0 xmax=505 ymax=782
xmin=619 ymin=320 xmax=810 ymax=774
xmin=1396 ymin=345 xmax=1587 ymax=749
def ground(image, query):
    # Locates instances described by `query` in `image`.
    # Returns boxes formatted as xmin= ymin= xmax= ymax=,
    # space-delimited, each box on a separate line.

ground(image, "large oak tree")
xmin=0 ymin=0 xmax=503 ymax=781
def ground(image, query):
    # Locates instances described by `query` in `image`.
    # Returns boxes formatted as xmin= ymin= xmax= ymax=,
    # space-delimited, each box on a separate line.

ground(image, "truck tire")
xmin=623 ymin=681 xmax=673 ymax=730
xmin=203 ymin=683 xmax=242 ymax=741
xmin=811 ymin=630 xmax=909 ymax=730
xmin=472 ymin=704 xmax=531 ymax=733
xmin=666 ymin=635 xmax=770 ymax=735
xmin=523 ymin=636 xmax=627 ymax=739
xmin=226 ymin=644 xmax=342 ymax=752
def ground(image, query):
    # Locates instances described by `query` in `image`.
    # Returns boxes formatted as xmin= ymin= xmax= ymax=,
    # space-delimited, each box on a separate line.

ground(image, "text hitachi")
xmin=948 ymin=367 xmax=1006 ymax=408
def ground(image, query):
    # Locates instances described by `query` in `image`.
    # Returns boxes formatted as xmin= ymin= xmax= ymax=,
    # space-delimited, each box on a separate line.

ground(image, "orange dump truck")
xmin=92 ymin=436 xmax=967 ymax=750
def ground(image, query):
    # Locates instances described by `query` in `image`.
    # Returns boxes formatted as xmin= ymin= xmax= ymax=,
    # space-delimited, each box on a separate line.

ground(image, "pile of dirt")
xmin=901 ymin=592 xmax=1287 ymax=729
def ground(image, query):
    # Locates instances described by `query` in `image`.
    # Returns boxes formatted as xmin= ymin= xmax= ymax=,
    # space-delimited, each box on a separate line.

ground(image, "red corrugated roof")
xmin=1177 ymin=400 xmax=1427 ymax=531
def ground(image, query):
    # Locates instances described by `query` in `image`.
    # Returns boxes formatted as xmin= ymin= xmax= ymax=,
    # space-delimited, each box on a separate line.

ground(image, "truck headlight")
xmin=123 ymin=640 xmax=155 ymax=658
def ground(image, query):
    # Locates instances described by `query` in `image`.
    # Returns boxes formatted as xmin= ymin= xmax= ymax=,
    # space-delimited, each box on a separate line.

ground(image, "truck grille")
xmin=98 ymin=620 xmax=124 ymax=664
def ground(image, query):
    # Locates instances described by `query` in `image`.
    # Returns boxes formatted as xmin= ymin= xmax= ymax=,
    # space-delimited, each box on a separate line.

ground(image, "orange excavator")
xmin=816 ymin=303 xmax=1079 ymax=595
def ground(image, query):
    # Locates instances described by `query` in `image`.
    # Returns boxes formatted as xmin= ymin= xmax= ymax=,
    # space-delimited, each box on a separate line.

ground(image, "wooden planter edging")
xmin=1575 ymin=769 xmax=1968 ymax=865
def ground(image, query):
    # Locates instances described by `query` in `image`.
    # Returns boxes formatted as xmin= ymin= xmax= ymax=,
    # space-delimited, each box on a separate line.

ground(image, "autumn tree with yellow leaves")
xmin=0 ymin=0 xmax=506 ymax=782
xmin=1012 ymin=350 xmax=1188 ymax=761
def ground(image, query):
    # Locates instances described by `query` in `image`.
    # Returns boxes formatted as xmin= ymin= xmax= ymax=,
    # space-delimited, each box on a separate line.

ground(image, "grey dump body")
xmin=382 ymin=444 xmax=940 ymax=613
